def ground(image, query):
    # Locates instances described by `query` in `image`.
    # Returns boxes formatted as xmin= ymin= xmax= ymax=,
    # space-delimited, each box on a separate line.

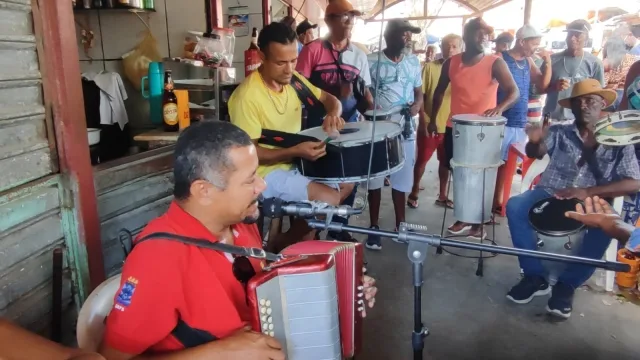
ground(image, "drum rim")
xmin=452 ymin=117 xmax=507 ymax=126
xmin=305 ymin=160 xmax=405 ymax=184
xmin=528 ymin=198 xmax=585 ymax=236
xmin=594 ymin=110 xmax=640 ymax=146
xmin=298 ymin=121 xmax=403 ymax=147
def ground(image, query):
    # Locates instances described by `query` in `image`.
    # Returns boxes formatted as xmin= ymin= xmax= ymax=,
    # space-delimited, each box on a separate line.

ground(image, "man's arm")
xmin=593 ymin=57 xmax=606 ymax=87
xmin=586 ymin=179 xmax=640 ymax=199
xmin=318 ymin=90 xmax=342 ymax=117
xmin=491 ymin=58 xmax=519 ymax=112
xmin=0 ymin=319 xmax=103 ymax=360
xmin=430 ymin=59 xmax=451 ymax=123
xmin=410 ymin=59 xmax=424 ymax=115
xmin=528 ymin=56 xmax=552 ymax=94
xmin=525 ymin=124 xmax=555 ymax=159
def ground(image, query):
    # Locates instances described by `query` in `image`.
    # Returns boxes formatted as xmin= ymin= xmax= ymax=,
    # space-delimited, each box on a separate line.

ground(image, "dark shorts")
xmin=444 ymin=126 xmax=453 ymax=170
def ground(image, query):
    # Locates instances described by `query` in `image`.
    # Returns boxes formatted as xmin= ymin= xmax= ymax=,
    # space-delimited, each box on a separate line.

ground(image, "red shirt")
xmin=103 ymin=202 xmax=264 ymax=355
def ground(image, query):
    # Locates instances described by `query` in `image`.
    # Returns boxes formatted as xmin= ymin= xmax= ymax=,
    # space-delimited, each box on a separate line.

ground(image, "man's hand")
xmin=564 ymin=196 xmax=620 ymax=229
xmin=525 ymin=120 xmax=549 ymax=144
xmin=555 ymin=187 xmax=589 ymax=201
xmin=322 ymin=115 xmax=345 ymax=135
xmin=360 ymin=273 xmax=377 ymax=318
xmin=427 ymin=121 xmax=438 ymax=135
xmin=556 ymin=78 xmax=571 ymax=91
xmin=483 ymin=107 xmax=503 ymax=117
xmin=293 ymin=141 xmax=326 ymax=161
xmin=220 ymin=327 xmax=285 ymax=360
xmin=409 ymin=102 xmax=421 ymax=117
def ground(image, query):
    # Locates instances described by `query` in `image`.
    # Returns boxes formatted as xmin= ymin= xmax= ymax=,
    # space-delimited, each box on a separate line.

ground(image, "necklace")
xmin=563 ymin=51 xmax=585 ymax=78
xmin=260 ymin=73 xmax=289 ymax=115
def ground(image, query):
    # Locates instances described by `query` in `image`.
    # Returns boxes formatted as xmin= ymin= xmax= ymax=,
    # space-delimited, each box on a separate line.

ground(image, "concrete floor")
xmin=348 ymin=158 xmax=640 ymax=360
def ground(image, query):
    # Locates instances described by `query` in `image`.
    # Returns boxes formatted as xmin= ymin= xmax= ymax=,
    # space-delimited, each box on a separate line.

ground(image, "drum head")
xmin=452 ymin=114 xmax=506 ymax=126
xmin=363 ymin=106 xmax=404 ymax=119
xmin=298 ymin=121 xmax=401 ymax=147
xmin=595 ymin=111 xmax=640 ymax=146
xmin=528 ymin=198 xmax=585 ymax=236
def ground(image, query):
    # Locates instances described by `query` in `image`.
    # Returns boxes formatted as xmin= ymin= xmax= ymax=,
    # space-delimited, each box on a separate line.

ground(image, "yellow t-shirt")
xmin=229 ymin=70 xmax=322 ymax=178
xmin=422 ymin=61 xmax=452 ymax=134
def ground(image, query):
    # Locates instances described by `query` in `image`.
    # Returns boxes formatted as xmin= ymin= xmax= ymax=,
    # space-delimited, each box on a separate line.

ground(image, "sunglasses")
xmin=328 ymin=13 xmax=356 ymax=23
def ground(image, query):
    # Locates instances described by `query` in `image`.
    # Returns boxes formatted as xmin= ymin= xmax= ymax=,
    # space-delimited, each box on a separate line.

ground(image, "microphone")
xmin=260 ymin=197 xmax=361 ymax=218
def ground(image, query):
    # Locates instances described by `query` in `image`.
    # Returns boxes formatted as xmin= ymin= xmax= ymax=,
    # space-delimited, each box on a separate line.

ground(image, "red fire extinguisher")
xmin=245 ymin=27 xmax=261 ymax=77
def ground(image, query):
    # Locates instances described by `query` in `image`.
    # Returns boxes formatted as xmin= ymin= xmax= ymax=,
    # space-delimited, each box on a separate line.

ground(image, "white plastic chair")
xmin=520 ymin=155 xmax=550 ymax=192
xmin=76 ymin=275 xmax=122 ymax=352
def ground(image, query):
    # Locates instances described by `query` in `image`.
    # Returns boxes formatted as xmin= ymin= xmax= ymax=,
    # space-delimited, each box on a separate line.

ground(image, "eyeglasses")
xmin=328 ymin=13 xmax=355 ymax=23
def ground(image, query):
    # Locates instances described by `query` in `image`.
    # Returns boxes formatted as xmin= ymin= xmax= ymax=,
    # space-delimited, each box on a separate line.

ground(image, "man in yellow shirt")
xmin=409 ymin=34 xmax=462 ymax=209
xmin=229 ymin=22 xmax=353 ymax=250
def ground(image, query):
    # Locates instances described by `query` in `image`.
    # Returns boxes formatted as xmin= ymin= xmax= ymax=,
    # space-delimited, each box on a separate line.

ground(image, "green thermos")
xmin=144 ymin=0 xmax=154 ymax=9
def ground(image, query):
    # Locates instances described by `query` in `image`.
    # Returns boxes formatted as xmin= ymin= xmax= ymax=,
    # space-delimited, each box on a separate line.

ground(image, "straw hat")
xmin=558 ymin=79 xmax=618 ymax=109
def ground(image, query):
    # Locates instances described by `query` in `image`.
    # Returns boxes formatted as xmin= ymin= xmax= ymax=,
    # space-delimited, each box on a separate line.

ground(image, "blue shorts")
xmin=262 ymin=169 xmax=339 ymax=202
xmin=501 ymin=126 xmax=527 ymax=161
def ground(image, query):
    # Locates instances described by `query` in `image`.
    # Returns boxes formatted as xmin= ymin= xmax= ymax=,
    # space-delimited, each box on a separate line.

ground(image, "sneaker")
xmin=506 ymin=276 xmax=550 ymax=304
xmin=546 ymin=282 xmax=574 ymax=319
xmin=365 ymin=226 xmax=382 ymax=250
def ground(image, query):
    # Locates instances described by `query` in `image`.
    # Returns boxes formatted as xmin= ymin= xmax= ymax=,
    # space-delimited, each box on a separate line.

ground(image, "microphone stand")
xmin=306 ymin=220 xmax=630 ymax=360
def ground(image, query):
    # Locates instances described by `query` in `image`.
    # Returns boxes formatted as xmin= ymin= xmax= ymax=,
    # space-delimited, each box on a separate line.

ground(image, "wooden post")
xmin=523 ymin=0 xmax=532 ymax=25
xmin=34 ymin=0 xmax=105 ymax=291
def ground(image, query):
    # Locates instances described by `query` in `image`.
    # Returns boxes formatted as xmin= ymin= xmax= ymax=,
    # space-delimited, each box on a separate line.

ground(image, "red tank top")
xmin=447 ymin=53 xmax=499 ymax=127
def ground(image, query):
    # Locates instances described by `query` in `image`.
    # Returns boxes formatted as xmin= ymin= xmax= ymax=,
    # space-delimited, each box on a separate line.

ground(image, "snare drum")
xmin=295 ymin=121 xmax=404 ymax=183
xmin=594 ymin=110 xmax=640 ymax=146
xmin=528 ymin=197 xmax=586 ymax=284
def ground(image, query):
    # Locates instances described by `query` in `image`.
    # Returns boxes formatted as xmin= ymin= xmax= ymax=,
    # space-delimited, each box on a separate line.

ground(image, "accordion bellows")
xmin=246 ymin=241 xmax=364 ymax=360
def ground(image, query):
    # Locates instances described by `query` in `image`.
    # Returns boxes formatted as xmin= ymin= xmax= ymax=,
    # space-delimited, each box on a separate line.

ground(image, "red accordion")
xmin=246 ymin=241 xmax=364 ymax=360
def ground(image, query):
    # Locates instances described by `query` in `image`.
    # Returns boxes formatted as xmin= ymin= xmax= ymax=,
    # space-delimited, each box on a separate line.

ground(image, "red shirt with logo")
xmin=103 ymin=201 xmax=264 ymax=354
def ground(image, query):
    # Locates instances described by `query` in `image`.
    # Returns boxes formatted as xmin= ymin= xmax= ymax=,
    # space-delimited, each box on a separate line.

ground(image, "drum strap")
xmin=290 ymin=72 xmax=326 ymax=129
xmin=134 ymin=232 xmax=282 ymax=262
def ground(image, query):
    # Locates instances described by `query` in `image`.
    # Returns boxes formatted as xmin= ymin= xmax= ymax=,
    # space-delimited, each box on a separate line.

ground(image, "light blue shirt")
xmin=368 ymin=51 xmax=422 ymax=110
xmin=628 ymin=228 xmax=640 ymax=252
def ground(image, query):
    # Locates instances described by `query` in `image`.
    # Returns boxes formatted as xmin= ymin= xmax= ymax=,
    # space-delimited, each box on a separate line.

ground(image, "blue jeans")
xmin=506 ymin=187 xmax=611 ymax=288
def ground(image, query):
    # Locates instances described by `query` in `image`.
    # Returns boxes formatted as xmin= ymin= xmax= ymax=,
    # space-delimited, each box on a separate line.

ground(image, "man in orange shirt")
xmin=431 ymin=17 xmax=519 ymax=239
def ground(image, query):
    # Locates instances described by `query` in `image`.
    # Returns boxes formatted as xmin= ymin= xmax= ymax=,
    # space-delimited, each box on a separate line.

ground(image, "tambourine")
xmin=594 ymin=110 xmax=640 ymax=146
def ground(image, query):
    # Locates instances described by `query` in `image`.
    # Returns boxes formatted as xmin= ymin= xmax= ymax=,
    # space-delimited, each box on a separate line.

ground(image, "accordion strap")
xmin=135 ymin=232 xmax=282 ymax=262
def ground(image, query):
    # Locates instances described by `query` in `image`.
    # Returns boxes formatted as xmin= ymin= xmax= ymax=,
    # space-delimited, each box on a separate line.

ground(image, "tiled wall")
xmin=75 ymin=0 xmax=207 ymax=129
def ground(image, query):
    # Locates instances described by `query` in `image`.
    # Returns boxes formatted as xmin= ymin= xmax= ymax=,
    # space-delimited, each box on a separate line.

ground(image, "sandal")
xmin=407 ymin=194 xmax=419 ymax=209
xmin=384 ymin=177 xmax=391 ymax=186
xmin=435 ymin=198 xmax=454 ymax=209
xmin=492 ymin=205 xmax=503 ymax=215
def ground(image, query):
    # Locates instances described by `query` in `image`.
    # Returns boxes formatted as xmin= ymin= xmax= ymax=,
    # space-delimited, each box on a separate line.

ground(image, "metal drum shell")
xmin=528 ymin=197 xmax=587 ymax=285
xmin=452 ymin=115 xmax=506 ymax=167
xmin=450 ymin=160 xmax=500 ymax=224
xmin=296 ymin=121 xmax=405 ymax=184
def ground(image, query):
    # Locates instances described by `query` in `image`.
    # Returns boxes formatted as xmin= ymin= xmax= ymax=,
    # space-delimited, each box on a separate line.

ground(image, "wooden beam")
xmin=471 ymin=0 xmax=513 ymax=17
xmin=454 ymin=0 xmax=479 ymax=12
xmin=366 ymin=14 xmax=467 ymax=23
xmin=523 ymin=0 xmax=532 ymax=25
xmin=34 ymin=0 xmax=105 ymax=292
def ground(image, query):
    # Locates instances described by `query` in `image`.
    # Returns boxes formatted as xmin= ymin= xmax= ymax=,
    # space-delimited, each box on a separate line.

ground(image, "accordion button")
xmin=261 ymin=315 xmax=267 ymax=322
xmin=265 ymin=300 xmax=272 ymax=307
xmin=260 ymin=299 xmax=266 ymax=306
xmin=262 ymin=323 xmax=268 ymax=330
xmin=267 ymin=316 xmax=273 ymax=323
xmin=357 ymin=286 xmax=364 ymax=291
xmin=267 ymin=308 xmax=272 ymax=315
xmin=263 ymin=329 xmax=269 ymax=334
xmin=268 ymin=324 xmax=274 ymax=330
xmin=269 ymin=331 xmax=275 ymax=337
xmin=260 ymin=307 xmax=267 ymax=314
xmin=358 ymin=307 xmax=365 ymax=312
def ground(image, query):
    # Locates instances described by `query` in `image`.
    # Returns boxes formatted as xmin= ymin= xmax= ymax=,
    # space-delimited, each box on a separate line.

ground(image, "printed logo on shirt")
xmin=114 ymin=276 xmax=138 ymax=311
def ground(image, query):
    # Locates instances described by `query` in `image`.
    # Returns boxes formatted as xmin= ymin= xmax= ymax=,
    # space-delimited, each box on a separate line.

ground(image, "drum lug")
xmin=454 ymin=129 xmax=460 ymax=138
xmin=564 ymin=241 xmax=573 ymax=251
xmin=536 ymin=239 xmax=545 ymax=248
xmin=477 ymin=132 xmax=485 ymax=142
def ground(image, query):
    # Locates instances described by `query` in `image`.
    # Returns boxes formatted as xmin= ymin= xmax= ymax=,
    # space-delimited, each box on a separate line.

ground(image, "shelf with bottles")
xmin=72 ymin=1 xmax=156 ymax=13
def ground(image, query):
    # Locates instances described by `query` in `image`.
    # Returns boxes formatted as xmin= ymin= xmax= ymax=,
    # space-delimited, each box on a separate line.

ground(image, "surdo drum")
xmin=296 ymin=120 xmax=404 ymax=184
xmin=529 ymin=197 xmax=587 ymax=285
xmin=450 ymin=114 xmax=506 ymax=223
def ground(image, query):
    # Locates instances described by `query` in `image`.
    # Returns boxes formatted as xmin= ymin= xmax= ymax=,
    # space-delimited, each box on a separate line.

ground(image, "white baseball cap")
xmin=516 ymin=25 xmax=543 ymax=40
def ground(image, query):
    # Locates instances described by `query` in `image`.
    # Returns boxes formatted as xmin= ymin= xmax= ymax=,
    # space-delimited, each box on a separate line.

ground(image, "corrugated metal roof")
xmin=359 ymin=0 xmax=511 ymax=20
